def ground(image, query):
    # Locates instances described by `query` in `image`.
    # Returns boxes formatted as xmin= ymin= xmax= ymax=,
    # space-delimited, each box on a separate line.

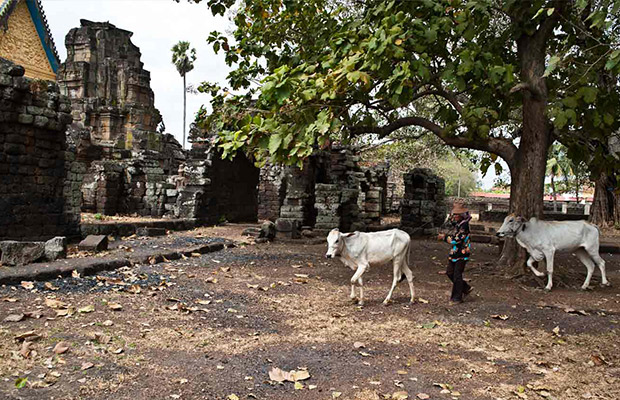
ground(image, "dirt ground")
xmin=1 ymin=225 xmax=619 ymax=400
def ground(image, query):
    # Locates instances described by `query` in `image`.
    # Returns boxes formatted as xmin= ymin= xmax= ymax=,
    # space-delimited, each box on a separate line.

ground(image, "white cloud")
xmin=43 ymin=0 xmax=232 ymax=148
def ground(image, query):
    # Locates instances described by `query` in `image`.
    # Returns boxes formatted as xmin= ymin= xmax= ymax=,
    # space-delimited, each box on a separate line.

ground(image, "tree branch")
xmin=348 ymin=116 xmax=518 ymax=166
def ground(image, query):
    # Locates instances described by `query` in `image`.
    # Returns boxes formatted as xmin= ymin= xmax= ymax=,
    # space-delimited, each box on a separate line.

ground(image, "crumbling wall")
xmin=400 ymin=168 xmax=446 ymax=235
xmin=173 ymin=146 xmax=259 ymax=223
xmin=57 ymin=19 xmax=161 ymax=150
xmin=57 ymin=19 xmax=186 ymax=218
xmin=257 ymin=164 xmax=286 ymax=221
xmin=0 ymin=58 xmax=78 ymax=240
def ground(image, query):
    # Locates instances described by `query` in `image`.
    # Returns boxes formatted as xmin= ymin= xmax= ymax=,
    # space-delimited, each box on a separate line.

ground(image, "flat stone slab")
xmin=78 ymin=235 xmax=109 ymax=252
xmin=136 ymin=227 xmax=167 ymax=237
xmin=0 ymin=239 xmax=234 ymax=285
xmin=0 ymin=241 xmax=45 ymax=266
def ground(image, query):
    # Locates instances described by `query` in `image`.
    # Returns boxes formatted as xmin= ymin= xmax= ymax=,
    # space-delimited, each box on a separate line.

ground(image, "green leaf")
xmin=577 ymin=86 xmax=597 ymax=104
xmin=543 ymin=55 xmax=561 ymax=77
xmin=268 ymin=134 xmax=283 ymax=154
xmin=15 ymin=378 xmax=27 ymax=389
xmin=604 ymin=50 xmax=620 ymax=71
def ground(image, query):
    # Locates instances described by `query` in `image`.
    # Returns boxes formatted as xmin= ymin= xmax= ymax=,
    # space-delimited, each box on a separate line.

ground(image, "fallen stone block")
xmin=259 ymin=221 xmax=276 ymax=241
xmin=45 ymin=237 xmax=67 ymax=261
xmin=242 ymin=227 xmax=261 ymax=237
xmin=78 ymin=235 xmax=109 ymax=252
xmin=0 ymin=241 xmax=45 ymax=266
xmin=136 ymin=227 xmax=167 ymax=237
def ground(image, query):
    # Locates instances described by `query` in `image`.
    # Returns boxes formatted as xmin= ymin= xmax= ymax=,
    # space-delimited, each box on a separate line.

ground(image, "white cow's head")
xmin=496 ymin=215 xmax=526 ymax=238
xmin=325 ymin=229 xmax=357 ymax=258
xmin=325 ymin=229 xmax=344 ymax=258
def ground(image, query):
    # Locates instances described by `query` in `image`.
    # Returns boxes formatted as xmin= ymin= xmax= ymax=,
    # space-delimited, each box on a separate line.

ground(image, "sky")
xmin=43 ymin=0 xmax=231 ymax=149
xmin=42 ymin=0 xmax=498 ymax=189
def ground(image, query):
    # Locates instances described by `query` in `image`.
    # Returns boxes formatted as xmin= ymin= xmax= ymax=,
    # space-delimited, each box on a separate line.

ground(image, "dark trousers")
xmin=446 ymin=259 xmax=471 ymax=302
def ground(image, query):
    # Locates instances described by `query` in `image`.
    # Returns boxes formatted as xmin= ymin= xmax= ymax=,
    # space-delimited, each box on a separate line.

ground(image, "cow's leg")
xmin=527 ymin=256 xmax=545 ymax=277
xmin=544 ymin=252 xmax=555 ymax=291
xmin=351 ymin=263 xmax=367 ymax=284
xmin=357 ymin=277 xmax=364 ymax=306
xmin=400 ymin=263 xmax=416 ymax=303
xmin=351 ymin=263 xmax=368 ymax=306
xmin=586 ymin=248 xmax=609 ymax=287
xmin=383 ymin=258 xmax=402 ymax=305
xmin=575 ymin=248 xmax=596 ymax=290
xmin=350 ymin=284 xmax=356 ymax=300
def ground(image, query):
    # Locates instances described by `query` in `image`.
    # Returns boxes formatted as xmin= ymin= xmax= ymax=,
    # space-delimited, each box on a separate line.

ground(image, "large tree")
xmin=171 ymin=41 xmax=197 ymax=149
xmin=190 ymin=0 xmax=620 ymax=273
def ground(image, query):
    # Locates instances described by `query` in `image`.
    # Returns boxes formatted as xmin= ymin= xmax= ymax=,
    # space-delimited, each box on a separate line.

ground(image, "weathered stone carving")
xmin=57 ymin=19 xmax=161 ymax=151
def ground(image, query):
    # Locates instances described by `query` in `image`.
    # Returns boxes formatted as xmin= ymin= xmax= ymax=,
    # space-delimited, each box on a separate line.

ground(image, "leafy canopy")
xmin=187 ymin=0 xmax=620 ymax=172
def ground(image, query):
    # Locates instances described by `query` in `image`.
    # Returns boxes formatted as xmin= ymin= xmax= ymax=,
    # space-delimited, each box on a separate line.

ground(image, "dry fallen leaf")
xmin=1 ymin=297 xmax=18 ymax=302
xmin=78 ymin=305 xmax=95 ymax=313
xmin=269 ymin=367 xmax=287 ymax=383
xmin=20 ymin=341 xmax=33 ymax=358
xmin=416 ymin=394 xmax=430 ymax=400
xmin=14 ymin=330 xmax=39 ymax=341
xmin=80 ymin=362 xmax=94 ymax=371
xmin=294 ymin=381 xmax=304 ymax=390
xmin=291 ymin=370 xmax=311 ymax=381
xmin=72 ymin=270 xmax=81 ymax=278
xmin=3 ymin=313 xmax=25 ymax=322
xmin=44 ymin=282 xmax=59 ymax=291
xmin=354 ymin=341 xmax=365 ymax=349
xmin=205 ymin=277 xmax=218 ymax=284
xmin=332 ymin=392 xmax=342 ymax=399
xmin=227 ymin=395 xmax=239 ymax=400
xmin=127 ymin=285 xmax=141 ymax=294
xmin=53 ymin=341 xmax=70 ymax=355
xmin=20 ymin=281 xmax=34 ymax=290
xmin=108 ymin=303 xmax=123 ymax=311
xmin=392 ymin=391 xmax=409 ymax=400
xmin=45 ymin=298 xmax=67 ymax=309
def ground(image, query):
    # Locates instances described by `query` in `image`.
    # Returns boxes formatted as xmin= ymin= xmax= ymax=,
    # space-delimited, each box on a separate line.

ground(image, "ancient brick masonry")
xmin=56 ymin=20 xmax=186 ymax=218
xmin=57 ymin=19 xmax=161 ymax=150
xmin=400 ymin=168 xmax=447 ymax=235
xmin=257 ymin=164 xmax=286 ymax=221
xmin=0 ymin=58 xmax=78 ymax=240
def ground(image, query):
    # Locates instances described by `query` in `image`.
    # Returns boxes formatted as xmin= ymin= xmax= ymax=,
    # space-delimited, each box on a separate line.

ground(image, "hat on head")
xmin=451 ymin=202 xmax=469 ymax=215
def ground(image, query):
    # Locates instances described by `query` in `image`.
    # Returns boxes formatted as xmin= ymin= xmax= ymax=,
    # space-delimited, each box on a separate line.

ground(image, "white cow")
xmin=496 ymin=215 xmax=609 ymax=291
xmin=325 ymin=228 xmax=414 ymax=305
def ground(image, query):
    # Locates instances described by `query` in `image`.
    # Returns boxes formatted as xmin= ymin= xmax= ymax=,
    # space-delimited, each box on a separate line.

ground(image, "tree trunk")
xmin=590 ymin=170 xmax=619 ymax=227
xmin=497 ymin=29 xmax=552 ymax=276
xmin=183 ymin=74 xmax=187 ymax=149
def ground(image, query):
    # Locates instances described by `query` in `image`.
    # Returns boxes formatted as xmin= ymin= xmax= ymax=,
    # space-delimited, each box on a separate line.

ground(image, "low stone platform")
xmin=80 ymin=218 xmax=197 ymax=238
xmin=0 ymin=237 xmax=233 ymax=285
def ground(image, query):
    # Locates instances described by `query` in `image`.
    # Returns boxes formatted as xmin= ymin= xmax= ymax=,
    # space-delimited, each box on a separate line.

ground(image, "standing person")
xmin=437 ymin=203 xmax=473 ymax=304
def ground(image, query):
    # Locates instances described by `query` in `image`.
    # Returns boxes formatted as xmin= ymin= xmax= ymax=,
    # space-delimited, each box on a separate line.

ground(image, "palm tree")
xmin=546 ymin=154 xmax=561 ymax=211
xmin=171 ymin=41 xmax=196 ymax=149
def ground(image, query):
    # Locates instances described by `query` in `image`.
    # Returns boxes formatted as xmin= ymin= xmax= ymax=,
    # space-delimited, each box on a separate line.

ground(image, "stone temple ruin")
xmin=0 ymin=19 xmax=447 ymax=252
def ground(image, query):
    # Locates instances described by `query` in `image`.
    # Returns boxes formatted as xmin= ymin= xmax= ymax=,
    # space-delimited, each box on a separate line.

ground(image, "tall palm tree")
xmin=546 ymin=154 xmax=561 ymax=211
xmin=171 ymin=41 xmax=196 ymax=149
